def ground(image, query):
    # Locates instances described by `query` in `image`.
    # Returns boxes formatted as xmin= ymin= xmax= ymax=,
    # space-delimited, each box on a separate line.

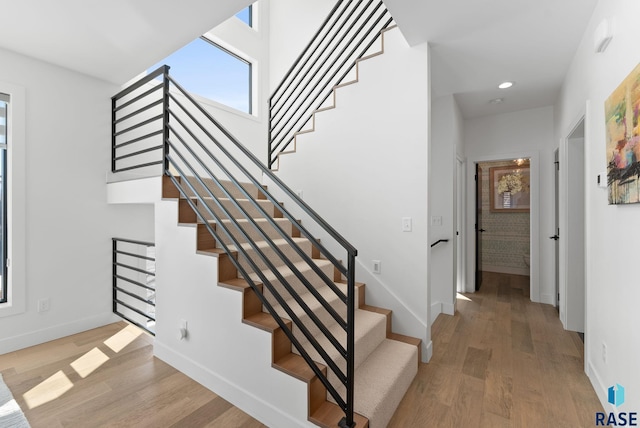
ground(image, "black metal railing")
xmin=111 ymin=67 xmax=359 ymax=427
xmin=268 ymin=0 xmax=393 ymax=169
xmin=430 ymin=239 xmax=450 ymax=248
xmin=112 ymin=238 xmax=156 ymax=335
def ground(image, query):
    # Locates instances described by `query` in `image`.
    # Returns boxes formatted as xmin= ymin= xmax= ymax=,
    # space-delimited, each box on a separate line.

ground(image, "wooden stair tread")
xmin=274 ymin=352 xmax=326 ymax=382
xmin=243 ymin=311 xmax=290 ymax=332
xmin=388 ymin=332 xmax=422 ymax=347
xmin=310 ymin=402 xmax=369 ymax=428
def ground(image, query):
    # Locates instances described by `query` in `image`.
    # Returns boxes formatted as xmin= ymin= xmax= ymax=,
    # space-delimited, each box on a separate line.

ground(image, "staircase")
xmin=161 ymin=175 xmax=419 ymax=428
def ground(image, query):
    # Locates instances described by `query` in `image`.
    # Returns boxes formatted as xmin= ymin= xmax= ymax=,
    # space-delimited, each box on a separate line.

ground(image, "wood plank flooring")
xmin=0 ymin=272 xmax=602 ymax=427
xmin=0 ymin=322 xmax=267 ymax=428
xmin=388 ymin=271 xmax=603 ymax=427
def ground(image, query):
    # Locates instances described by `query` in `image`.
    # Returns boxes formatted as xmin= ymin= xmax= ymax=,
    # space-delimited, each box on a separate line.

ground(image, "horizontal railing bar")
xmin=166 ymin=165 xmax=348 ymax=405
xmin=167 ymin=78 xmax=356 ymax=257
xmin=167 ymin=101 xmax=348 ymax=289
xmin=114 ymin=249 xmax=155 ymax=262
xmin=167 ymin=95 xmax=349 ymax=280
xmin=114 ymin=262 xmax=156 ymax=276
xmin=114 ymin=98 xmax=163 ymax=125
xmin=114 ymin=144 xmax=163 ymax=162
xmin=115 ymin=274 xmax=155 ymax=292
xmin=115 ymin=285 xmax=155 ymax=306
xmin=270 ymin=0 xmax=373 ymax=125
xmin=112 ymin=65 xmax=169 ymax=101
xmin=114 ymin=311 xmax=155 ymax=336
xmin=114 ymin=114 xmax=164 ymax=137
xmin=114 ymin=298 xmax=155 ymax=322
xmin=274 ymin=15 xmax=393 ymax=158
xmin=270 ymin=4 xmax=386 ymax=150
xmin=113 ymin=237 xmax=155 ymax=247
xmin=168 ymin=139 xmax=348 ymax=346
xmin=114 ymin=82 xmax=163 ymax=114
xmin=167 ymin=130 xmax=347 ymax=328
xmin=270 ymin=0 xmax=356 ymax=111
xmin=114 ymin=129 xmax=163 ymax=150
xmin=270 ymin=0 xmax=347 ymax=99
xmin=112 ymin=160 xmax=163 ymax=173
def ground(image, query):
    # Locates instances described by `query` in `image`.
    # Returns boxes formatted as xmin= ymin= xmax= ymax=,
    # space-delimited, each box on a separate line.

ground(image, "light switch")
xmin=402 ymin=217 xmax=412 ymax=232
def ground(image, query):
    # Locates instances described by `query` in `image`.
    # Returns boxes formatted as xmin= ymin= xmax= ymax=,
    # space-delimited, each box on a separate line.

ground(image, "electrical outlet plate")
xmin=37 ymin=298 xmax=51 ymax=313
xmin=372 ymin=260 xmax=381 ymax=274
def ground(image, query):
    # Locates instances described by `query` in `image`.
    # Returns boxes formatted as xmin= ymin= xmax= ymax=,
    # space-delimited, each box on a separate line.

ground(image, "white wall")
xmin=271 ymin=28 xmax=431 ymax=360
xmin=0 ymin=47 xmax=154 ymax=353
xmin=430 ymin=95 xmax=463 ymax=321
xmin=463 ymin=106 xmax=555 ymax=304
xmin=268 ymin=0 xmax=335 ymax=90
xmin=554 ymin=0 xmax=640 ymax=411
xmin=153 ymin=199 xmax=315 ymax=427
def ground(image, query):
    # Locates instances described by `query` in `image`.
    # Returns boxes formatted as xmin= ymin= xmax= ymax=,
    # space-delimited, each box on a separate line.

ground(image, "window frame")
xmin=0 ymin=82 xmax=26 ymax=318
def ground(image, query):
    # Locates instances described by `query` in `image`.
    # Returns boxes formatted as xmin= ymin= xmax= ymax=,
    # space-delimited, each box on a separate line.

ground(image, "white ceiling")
xmin=386 ymin=0 xmax=599 ymax=118
xmin=0 ymin=0 xmax=597 ymax=119
xmin=0 ymin=0 xmax=253 ymax=84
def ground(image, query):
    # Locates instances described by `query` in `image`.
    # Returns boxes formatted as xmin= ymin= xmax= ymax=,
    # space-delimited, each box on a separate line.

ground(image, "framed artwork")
xmin=489 ymin=166 xmax=530 ymax=212
xmin=605 ymin=62 xmax=640 ymax=204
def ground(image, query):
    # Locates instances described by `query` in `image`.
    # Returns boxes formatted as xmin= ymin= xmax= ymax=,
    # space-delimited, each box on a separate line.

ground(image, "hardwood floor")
xmin=388 ymin=271 xmax=603 ymax=427
xmin=0 ymin=322 xmax=267 ymax=428
xmin=0 ymin=272 xmax=602 ymax=427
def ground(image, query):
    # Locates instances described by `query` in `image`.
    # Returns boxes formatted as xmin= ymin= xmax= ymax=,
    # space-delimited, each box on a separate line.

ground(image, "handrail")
xmin=430 ymin=239 xmax=450 ymax=248
xmin=111 ymin=66 xmax=359 ymax=426
xmin=112 ymin=238 xmax=156 ymax=335
xmin=268 ymin=0 xmax=393 ymax=169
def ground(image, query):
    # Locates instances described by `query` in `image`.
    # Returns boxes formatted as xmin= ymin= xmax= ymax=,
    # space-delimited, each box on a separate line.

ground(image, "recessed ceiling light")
xmin=498 ymin=81 xmax=514 ymax=89
xmin=489 ymin=98 xmax=504 ymax=104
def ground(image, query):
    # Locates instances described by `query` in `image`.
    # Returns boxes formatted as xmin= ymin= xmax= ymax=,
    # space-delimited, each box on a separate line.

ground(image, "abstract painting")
xmin=605 ymin=62 xmax=640 ymax=204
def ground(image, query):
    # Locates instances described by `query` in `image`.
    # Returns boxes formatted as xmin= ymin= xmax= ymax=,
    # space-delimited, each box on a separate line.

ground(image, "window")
xmin=235 ymin=5 xmax=253 ymax=27
xmin=0 ymin=94 xmax=7 ymax=304
xmin=151 ymin=37 xmax=252 ymax=114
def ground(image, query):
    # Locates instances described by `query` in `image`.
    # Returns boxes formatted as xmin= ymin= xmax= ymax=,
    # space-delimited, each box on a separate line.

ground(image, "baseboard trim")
xmin=441 ymin=301 xmax=455 ymax=316
xmin=0 ymin=312 xmax=118 ymax=354
xmin=154 ymin=340 xmax=309 ymax=428
xmin=587 ymin=359 xmax=611 ymax=412
xmin=430 ymin=302 xmax=442 ymax=324
xmin=482 ymin=265 xmax=530 ymax=276
xmin=539 ymin=293 xmax=555 ymax=306
xmin=424 ymin=340 xmax=433 ymax=362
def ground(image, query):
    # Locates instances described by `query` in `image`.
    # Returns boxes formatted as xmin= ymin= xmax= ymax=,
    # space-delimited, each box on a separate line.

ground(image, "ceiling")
xmin=0 ymin=0 xmax=598 ymax=119
xmin=386 ymin=0 xmax=599 ymax=118
xmin=0 ymin=0 xmax=253 ymax=84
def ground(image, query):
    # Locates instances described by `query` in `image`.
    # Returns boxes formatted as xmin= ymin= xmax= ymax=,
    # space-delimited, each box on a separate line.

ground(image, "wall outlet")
xmin=402 ymin=217 xmax=412 ymax=232
xmin=372 ymin=260 xmax=381 ymax=274
xmin=37 ymin=298 xmax=51 ymax=313
xmin=431 ymin=216 xmax=443 ymax=226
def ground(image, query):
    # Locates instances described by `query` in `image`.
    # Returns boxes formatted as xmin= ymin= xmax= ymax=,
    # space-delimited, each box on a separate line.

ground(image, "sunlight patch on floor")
xmin=456 ymin=293 xmax=472 ymax=302
xmin=22 ymin=324 xmax=142 ymax=409
xmin=70 ymin=347 xmax=109 ymax=378
xmin=23 ymin=370 xmax=73 ymax=409
xmin=104 ymin=324 xmax=142 ymax=353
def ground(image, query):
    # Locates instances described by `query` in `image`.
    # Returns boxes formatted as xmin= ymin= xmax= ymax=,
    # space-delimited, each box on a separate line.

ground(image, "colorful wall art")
xmin=605 ymin=62 xmax=640 ymax=204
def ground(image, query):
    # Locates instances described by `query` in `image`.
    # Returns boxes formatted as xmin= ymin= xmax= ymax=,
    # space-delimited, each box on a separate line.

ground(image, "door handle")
xmin=479 ymin=228 xmax=487 ymax=232
xmin=549 ymin=235 xmax=559 ymax=240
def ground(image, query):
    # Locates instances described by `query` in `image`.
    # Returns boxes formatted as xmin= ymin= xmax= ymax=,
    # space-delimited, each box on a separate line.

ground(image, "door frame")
xmin=559 ymin=108 xmax=588 ymax=335
xmin=465 ymin=151 xmax=540 ymax=302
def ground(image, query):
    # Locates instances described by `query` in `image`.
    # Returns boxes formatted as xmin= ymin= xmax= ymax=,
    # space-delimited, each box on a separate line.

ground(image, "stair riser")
xmin=213 ymin=218 xmax=299 ymax=247
xmin=236 ymin=239 xmax=314 ymax=273
xmin=269 ymin=288 xmax=347 ymax=348
xmin=256 ymin=262 xmax=336 ymax=310
xmin=180 ymin=176 xmax=265 ymax=201
xmin=293 ymin=311 xmax=388 ymax=391
xmin=196 ymin=198 xmax=282 ymax=221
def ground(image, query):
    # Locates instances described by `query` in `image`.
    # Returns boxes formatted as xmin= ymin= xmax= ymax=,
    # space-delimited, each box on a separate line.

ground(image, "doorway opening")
xmin=475 ymin=158 xmax=531 ymax=293
xmin=559 ymin=117 xmax=585 ymax=334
